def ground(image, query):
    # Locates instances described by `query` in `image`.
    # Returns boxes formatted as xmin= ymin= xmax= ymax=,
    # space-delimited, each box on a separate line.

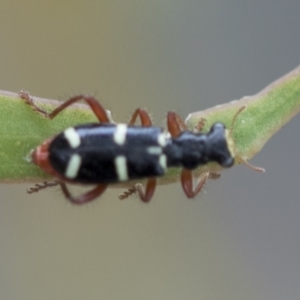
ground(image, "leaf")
xmin=0 ymin=92 xmax=98 ymax=182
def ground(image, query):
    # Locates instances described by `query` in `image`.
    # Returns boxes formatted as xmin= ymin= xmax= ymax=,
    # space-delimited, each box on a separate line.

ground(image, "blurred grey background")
xmin=1 ymin=1 xmax=300 ymax=299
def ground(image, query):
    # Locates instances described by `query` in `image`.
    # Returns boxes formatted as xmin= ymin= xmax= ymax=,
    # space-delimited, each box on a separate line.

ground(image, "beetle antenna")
xmin=237 ymin=157 xmax=265 ymax=172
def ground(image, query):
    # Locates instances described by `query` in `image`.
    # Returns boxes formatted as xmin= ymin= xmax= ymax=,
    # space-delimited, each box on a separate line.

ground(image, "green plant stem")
xmin=185 ymin=65 xmax=300 ymax=175
xmin=0 ymin=65 xmax=300 ymax=185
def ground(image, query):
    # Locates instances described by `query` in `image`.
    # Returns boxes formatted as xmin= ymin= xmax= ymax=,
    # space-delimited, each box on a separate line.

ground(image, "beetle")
xmin=21 ymin=93 xmax=239 ymax=204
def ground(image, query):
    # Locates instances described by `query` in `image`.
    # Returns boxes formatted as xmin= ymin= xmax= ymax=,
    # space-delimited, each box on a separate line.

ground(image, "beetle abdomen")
xmin=48 ymin=123 xmax=169 ymax=183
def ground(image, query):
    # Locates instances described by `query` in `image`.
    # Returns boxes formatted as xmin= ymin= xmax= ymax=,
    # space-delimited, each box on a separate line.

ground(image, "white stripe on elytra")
xmin=147 ymin=146 xmax=162 ymax=155
xmin=65 ymin=154 xmax=82 ymax=179
xmin=159 ymin=154 xmax=167 ymax=170
xmin=157 ymin=133 xmax=167 ymax=147
xmin=113 ymin=124 xmax=127 ymax=145
xmin=115 ymin=155 xmax=128 ymax=181
xmin=64 ymin=127 xmax=81 ymax=148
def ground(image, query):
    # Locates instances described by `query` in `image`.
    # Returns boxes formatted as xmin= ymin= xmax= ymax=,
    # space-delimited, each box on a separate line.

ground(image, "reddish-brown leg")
xmin=59 ymin=182 xmax=108 ymax=205
xmin=134 ymin=178 xmax=157 ymax=202
xmin=167 ymin=112 xmax=188 ymax=137
xmin=20 ymin=92 xmax=110 ymax=123
xmin=128 ymin=108 xmax=152 ymax=126
xmin=168 ymin=112 xmax=206 ymax=198
xmin=118 ymin=108 xmax=155 ymax=202
xmin=119 ymin=179 xmax=157 ymax=202
xmin=180 ymin=169 xmax=209 ymax=198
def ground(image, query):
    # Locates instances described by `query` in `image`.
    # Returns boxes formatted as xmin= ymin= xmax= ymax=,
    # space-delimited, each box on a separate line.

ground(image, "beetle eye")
xmin=220 ymin=156 xmax=234 ymax=168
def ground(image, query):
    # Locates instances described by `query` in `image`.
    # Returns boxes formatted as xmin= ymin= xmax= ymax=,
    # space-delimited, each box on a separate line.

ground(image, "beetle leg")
xmin=118 ymin=186 xmax=137 ymax=200
xmin=120 ymin=107 xmax=156 ymax=203
xmin=134 ymin=178 xmax=157 ymax=202
xmin=59 ymin=182 xmax=108 ymax=205
xmin=168 ymin=112 xmax=208 ymax=198
xmin=180 ymin=169 xmax=209 ymax=198
xmin=167 ymin=112 xmax=188 ymax=137
xmin=20 ymin=92 xmax=111 ymax=123
xmin=195 ymin=118 xmax=207 ymax=132
xmin=27 ymin=180 xmax=60 ymax=194
xmin=208 ymin=172 xmax=221 ymax=179
xmin=119 ymin=178 xmax=157 ymax=202
xmin=128 ymin=108 xmax=152 ymax=126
